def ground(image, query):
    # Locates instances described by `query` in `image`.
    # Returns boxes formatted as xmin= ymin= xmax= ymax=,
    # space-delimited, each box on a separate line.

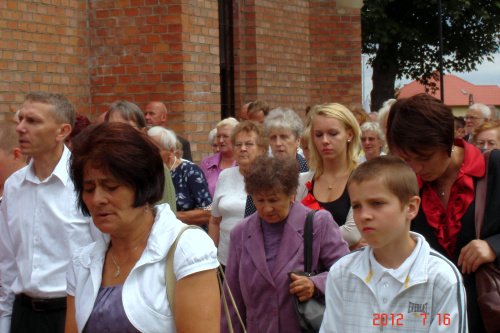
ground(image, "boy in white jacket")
xmin=320 ymin=156 xmax=467 ymax=332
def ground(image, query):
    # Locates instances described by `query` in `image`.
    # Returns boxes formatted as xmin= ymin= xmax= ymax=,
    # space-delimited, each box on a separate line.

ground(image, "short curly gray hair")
xmin=264 ymin=107 xmax=303 ymax=139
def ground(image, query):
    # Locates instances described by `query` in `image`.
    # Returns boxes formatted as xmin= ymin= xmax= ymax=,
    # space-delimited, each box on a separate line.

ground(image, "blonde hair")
xmin=308 ymin=103 xmax=361 ymax=177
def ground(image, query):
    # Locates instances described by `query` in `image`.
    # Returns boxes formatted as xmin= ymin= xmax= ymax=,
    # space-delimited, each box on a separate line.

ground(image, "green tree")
xmin=362 ymin=0 xmax=500 ymax=111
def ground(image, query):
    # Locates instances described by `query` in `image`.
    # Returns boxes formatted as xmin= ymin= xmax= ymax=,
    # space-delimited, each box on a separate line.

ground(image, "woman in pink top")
xmin=200 ymin=117 xmax=239 ymax=197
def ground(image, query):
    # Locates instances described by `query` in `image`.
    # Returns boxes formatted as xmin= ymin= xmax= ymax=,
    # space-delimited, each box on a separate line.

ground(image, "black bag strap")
xmin=304 ymin=210 xmax=318 ymax=273
xmin=475 ymin=150 xmax=491 ymax=239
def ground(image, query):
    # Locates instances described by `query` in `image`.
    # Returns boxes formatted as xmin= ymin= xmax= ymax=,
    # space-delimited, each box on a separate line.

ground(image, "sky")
xmin=361 ymin=53 xmax=500 ymax=112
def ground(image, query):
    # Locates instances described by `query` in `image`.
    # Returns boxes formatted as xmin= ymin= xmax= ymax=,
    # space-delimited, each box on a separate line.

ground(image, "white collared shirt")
xmin=0 ymin=146 xmax=98 ymax=331
xmin=368 ymin=236 xmax=423 ymax=313
xmin=320 ymin=232 xmax=468 ymax=332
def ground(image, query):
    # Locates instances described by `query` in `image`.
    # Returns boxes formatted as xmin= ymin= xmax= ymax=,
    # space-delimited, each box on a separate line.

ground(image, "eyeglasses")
xmin=234 ymin=141 xmax=256 ymax=149
xmin=465 ymin=116 xmax=484 ymax=120
xmin=216 ymin=134 xmax=230 ymax=140
xmin=476 ymin=141 xmax=498 ymax=148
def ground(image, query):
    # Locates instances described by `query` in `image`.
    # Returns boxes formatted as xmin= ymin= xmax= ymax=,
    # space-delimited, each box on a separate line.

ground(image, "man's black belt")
xmin=16 ymin=294 xmax=67 ymax=312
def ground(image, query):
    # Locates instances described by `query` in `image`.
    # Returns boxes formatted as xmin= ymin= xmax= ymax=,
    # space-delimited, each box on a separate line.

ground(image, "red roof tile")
xmin=397 ymin=74 xmax=500 ymax=106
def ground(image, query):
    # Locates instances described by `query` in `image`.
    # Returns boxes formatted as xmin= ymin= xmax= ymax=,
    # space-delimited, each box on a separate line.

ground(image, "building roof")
xmin=397 ymin=74 xmax=500 ymax=106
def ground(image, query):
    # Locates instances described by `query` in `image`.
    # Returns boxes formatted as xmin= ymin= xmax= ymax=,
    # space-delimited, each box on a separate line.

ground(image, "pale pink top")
xmin=200 ymin=152 xmax=237 ymax=197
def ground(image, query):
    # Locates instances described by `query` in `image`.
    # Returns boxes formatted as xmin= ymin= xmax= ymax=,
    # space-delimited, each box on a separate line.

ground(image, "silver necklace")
xmin=110 ymin=229 xmax=152 ymax=278
xmin=169 ymin=156 xmax=177 ymax=170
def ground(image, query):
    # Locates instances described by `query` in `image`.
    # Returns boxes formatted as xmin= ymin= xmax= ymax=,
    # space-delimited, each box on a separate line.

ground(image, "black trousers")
xmin=10 ymin=297 xmax=66 ymax=333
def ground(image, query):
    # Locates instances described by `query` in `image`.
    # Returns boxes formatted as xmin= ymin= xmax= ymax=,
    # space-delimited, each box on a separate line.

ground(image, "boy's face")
xmin=349 ymin=178 xmax=420 ymax=251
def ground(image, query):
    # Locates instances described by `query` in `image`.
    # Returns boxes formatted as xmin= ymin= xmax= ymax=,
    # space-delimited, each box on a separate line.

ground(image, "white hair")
xmin=378 ymin=98 xmax=396 ymax=134
xmin=469 ymin=103 xmax=491 ymax=119
xmin=208 ymin=128 xmax=217 ymax=143
xmin=216 ymin=117 xmax=239 ymax=129
xmin=147 ymin=126 xmax=177 ymax=150
xmin=264 ymin=107 xmax=303 ymax=139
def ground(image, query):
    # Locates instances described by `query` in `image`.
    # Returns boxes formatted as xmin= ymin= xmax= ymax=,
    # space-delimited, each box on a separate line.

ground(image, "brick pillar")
xmin=309 ymin=0 xmax=362 ymax=104
xmin=88 ymin=0 xmax=220 ymax=162
xmin=233 ymin=0 xmax=312 ymax=117
xmin=233 ymin=0 xmax=362 ymax=116
xmin=0 ymin=0 xmax=90 ymax=118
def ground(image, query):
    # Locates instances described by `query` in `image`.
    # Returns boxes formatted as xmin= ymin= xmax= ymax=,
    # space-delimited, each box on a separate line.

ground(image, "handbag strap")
xmin=165 ymin=225 xmax=204 ymax=315
xmin=304 ymin=210 xmax=317 ymax=273
xmin=165 ymin=225 xmax=246 ymax=332
xmin=218 ymin=266 xmax=247 ymax=333
xmin=474 ymin=150 xmax=491 ymax=239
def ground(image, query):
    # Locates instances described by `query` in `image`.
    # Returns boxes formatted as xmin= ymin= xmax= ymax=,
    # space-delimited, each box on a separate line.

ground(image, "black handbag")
xmin=474 ymin=150 xmax=500 ymax=333
xmin=291 ymin=210 xmax=325 ymax=333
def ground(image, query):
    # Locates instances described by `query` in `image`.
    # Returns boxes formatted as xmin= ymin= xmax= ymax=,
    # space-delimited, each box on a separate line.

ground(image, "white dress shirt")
xmin=0 ymin=146 xmax=99 ymax=332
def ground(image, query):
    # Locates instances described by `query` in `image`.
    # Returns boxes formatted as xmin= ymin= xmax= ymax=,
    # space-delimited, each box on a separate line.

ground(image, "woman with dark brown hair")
xmin=64 ymin=122 xmax=220 ymax=333
xmin=387 ymin=93 xmax=500 ymax=332
xmin=221 ymin=156 xmax=348 ymax=332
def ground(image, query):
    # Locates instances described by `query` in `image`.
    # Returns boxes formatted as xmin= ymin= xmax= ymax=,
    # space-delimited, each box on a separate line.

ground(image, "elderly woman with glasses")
xmin=208 ymin=121 xmax=269 ymax=268
xmin=201 ymin=117 xmax=239 ymax=197
xmin=359 ymin=122 xmax=386 ymax=163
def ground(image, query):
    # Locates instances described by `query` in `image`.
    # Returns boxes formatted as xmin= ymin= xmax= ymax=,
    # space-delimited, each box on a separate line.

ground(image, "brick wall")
xmin=0 ymin=0 xmax=361 ymax=161
xmin=233 ymin=0 xmax=362 ymax=117
xmin=310 ymin=1 xmax=362 ymax=105
xmin=88 ymin=0 xmax=220 ymax=162
xmin=0 ymin=0 xmax=90 ymax=119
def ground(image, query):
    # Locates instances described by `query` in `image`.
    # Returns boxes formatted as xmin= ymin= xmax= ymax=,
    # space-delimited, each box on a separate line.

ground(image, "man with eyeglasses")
xmin=464 ymin=103 xmax=490 ymax=142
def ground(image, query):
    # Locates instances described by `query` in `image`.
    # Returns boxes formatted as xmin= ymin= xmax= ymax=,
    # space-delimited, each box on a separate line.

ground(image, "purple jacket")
xmin=200 ymin=152 xmax=237 ymax=197
xmin=221 ymin=201 xmax=349 ymax=333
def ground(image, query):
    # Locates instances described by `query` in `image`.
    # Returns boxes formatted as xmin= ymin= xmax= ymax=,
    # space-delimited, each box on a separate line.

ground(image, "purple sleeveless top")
xmin=83 ymin=285 xmax=140 ymax=333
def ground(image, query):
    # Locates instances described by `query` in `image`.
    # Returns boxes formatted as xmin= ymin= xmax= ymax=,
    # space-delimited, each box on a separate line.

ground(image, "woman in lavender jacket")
xmin=221 ymin=156 xmax=349 ymax=332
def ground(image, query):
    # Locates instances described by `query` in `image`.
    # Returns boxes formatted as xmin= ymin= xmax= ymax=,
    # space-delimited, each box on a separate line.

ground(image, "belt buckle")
xmin=31 ymin=298 xmax=46 ymax=312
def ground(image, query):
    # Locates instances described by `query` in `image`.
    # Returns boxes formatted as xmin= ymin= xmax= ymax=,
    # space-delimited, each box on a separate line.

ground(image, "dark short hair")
xmin=387 ymin=93 xmax=454 ymax=156
xmin=348 ymin=155 xmax=419 ymax=208
xmin=231 ymin=121 xmax=269 ymax=150
xmin=68 ymin=114 xmax=91 ymax=142
xmin=244 ymin=155 xmax=299 ymax=197
xmin=105 ymin=100 xmax=147 ymax=129
xmin=25 ymin=92 xmax=75 ymax=128
xmin=248 ymin=100 xmax=270 ymax=117
xmin=70 ymin=122 xmax=165 ymax=216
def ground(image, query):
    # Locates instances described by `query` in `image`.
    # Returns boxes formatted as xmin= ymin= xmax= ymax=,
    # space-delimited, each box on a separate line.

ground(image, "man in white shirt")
xmin=0 ymin=92 xmax=97 ymax=332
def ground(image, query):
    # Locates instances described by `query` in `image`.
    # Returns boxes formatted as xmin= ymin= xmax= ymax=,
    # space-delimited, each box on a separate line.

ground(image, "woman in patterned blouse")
xmin=148 ymin=126 xmax=212 ymax=230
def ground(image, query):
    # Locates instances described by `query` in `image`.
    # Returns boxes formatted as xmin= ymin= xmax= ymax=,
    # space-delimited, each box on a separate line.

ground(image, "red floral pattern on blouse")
xmin=418 ymin=139 xmax=485 ymax=258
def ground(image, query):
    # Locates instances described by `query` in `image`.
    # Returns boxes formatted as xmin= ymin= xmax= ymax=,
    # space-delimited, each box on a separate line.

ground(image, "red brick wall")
xmin=233 ymin=0 xmax=362 ymax=117
xmin=310 ymin=1 xmax=362 ymax=105
xmin=0 ymin=0 xmax=90 ymax=119
xmin=88 ymin=0 xmax=220 ymax=162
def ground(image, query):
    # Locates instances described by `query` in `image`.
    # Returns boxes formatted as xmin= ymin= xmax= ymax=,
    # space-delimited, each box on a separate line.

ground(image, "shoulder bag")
xmin=290 ymin=210 xmax=325 ymax=333
xmin=165 ymin=225 xmax=246 ymax=333
xmin=474 ymin=150 xmax=500 ymax=333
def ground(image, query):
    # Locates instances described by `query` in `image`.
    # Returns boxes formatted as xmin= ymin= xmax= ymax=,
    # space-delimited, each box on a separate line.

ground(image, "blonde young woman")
xmin=296 ymin=103 xmax=362 ymax=248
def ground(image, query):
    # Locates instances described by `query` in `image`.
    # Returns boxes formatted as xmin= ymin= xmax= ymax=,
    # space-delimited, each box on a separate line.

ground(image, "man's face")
xmin=249 ymin=110 xmax=265 ymax=124
xmin=144 ymin=104 xmax=167 ymax=127
xmin=16 ymin=101 xmax=65 ymax=158
xmin=465 ymin=108 xmax=487 ymax=134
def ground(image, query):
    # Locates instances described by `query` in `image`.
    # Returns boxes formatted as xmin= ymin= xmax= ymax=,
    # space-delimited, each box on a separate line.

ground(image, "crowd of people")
xmin=0 ymin=91 xmax=498 ymax=333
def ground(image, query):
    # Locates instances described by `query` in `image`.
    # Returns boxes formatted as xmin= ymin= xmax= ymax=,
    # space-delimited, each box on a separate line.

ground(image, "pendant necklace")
xmin=328 ymin=184 xmax=332 ymax=190
xmin=110 ymin=229 xmax=152 ymax=278
xmin=441 ymin=184 xmax=445 ymax=196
